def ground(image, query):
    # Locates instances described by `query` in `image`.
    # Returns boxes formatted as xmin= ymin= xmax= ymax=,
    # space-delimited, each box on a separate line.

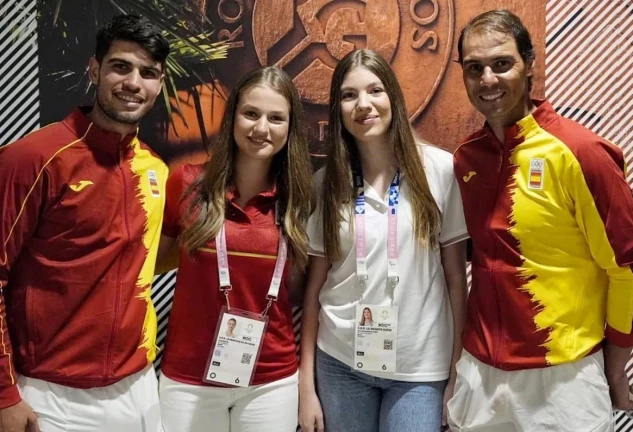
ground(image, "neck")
xmin=87 ymin=104 xmax=138 ymax=140
xmin=234 ymin=153 xmax=273 ymax=207
xmin=356 ymin=139 xmax=397 ymax=179
xmin=490 ymin=97 xmax=536 ymax=144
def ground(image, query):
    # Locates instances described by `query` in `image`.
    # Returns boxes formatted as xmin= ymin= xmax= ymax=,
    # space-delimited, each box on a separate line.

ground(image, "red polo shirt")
xmin=160 ymin=164 xmax=297 ymax=386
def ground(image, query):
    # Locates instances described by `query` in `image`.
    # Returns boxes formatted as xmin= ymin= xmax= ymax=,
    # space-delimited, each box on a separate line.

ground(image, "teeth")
xmin=117 ymin=94 xmax=142 ymax=103
xmin=481 ymin=92 xmax=503 ymax=101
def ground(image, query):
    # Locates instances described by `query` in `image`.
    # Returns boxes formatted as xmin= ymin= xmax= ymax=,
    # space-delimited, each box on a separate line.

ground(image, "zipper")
xmin=104 ymin=150 xmax=131 ymax=381
xmin=489 ymin=137 xmax=511 ymax=368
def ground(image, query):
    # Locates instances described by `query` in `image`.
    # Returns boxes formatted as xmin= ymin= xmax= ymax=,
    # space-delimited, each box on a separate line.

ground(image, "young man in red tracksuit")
xmin=0 ymin=15 xmax=169 ymax=432
xmin=447 ymin=9 xmax=633 ymax=432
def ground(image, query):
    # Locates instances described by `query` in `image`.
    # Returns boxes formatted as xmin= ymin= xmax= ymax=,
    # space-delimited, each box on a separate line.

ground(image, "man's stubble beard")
xmin=95 ymin=85 xmax=149 ymax=126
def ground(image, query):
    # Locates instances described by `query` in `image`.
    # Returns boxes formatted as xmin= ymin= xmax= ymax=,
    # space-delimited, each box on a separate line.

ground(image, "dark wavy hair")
xmin=457 ymin=10 xmax=535 ymax=91
xmin=95 ymin=14 xmax=170 ymax=68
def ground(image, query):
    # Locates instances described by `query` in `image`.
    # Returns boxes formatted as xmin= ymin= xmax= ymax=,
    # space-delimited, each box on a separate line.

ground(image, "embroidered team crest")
xmin=148 ymin=170 xmax=161 ymax=197
xmin=528 ymin=158 xmax=545 ymax=190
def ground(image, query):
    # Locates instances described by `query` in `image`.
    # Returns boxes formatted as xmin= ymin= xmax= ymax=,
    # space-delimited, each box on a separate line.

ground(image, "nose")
xmin=480 ymin=66 xmax=498 ymax=86
xmin=123 ymin=69 xmax=142 ymax=91
xmin=355 ymin=92 xmax=371 ymax=112
xmin=252 ymin=116 xmax=269 ymax=135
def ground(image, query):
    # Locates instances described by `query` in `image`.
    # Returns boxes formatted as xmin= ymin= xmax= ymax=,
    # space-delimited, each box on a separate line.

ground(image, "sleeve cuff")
xmin=0 ymin=384 xmax=21 ymax=409
xmin=308 ymin=248 xmax=325 ymax=257
xmin=440 ymin=231 xmax=470 ymax=248
xmin=605 ymin=325 xmax=633 ymax=348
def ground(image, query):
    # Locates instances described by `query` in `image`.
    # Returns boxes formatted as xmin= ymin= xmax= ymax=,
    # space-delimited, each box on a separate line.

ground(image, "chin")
xmin=355 ymin=130 xmax=387 ymax=142
xmin=247 ymin=150 xmax=275 ymax=160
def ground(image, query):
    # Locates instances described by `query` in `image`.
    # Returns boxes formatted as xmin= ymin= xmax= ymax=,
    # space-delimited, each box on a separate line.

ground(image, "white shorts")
xmin=159 ymin=372 xmax=299 ymax=432
xmin=18 ymin=365 xmax=161 ymax=432
xmin=447 ymin=350 xmax=613 ymax=432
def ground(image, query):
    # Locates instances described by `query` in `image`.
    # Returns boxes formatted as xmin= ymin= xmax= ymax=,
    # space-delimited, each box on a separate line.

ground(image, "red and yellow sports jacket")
xmin=454 ymin=100 xmax=633 ymax=370
xmin=0 ymin=108 xmax=167 ymax=407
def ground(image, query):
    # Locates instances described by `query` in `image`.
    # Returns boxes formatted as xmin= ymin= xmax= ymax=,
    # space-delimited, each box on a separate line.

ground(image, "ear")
xmin=88 ymin=57 xmax=100 ymax=86
xmin=526 ymin=57 xmax=535 ymax=77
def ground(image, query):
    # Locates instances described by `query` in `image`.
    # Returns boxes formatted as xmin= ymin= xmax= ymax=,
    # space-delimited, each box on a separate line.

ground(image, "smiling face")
xmin=88 ymin=39 xmax=163 ymax=134
xmin=461 ymin=31 xmax=534 ymax=129
xmin=227 ymin=319 xmax=236 ymax=332
xmin=233 ymin=85 xmax=290 ymax=162
xmin=363 ymin=308 xmax=372 ymax=320
xmin=339 ymin=66 xmax=393 ymax=147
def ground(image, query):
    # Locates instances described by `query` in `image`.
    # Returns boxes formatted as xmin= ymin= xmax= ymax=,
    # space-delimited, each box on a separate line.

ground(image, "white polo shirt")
xmin=308 ymin=144 xmax=468 ymax=381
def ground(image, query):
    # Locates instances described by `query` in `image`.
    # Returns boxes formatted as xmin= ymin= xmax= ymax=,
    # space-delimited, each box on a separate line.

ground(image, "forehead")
xmin=238 ymin=85 xmax=289 ymax=112
xmin=102 ymin=40 xmax=161 ymax=68
xmin=461 ymin=30 xmax=521 ymax=61
xmin=341 ymin=66 xmax=383 ymax=87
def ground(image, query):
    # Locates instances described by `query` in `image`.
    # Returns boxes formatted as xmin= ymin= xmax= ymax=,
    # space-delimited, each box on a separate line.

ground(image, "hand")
xmin=604 ymin=342 xmax=633 ymax=411
xmin=299 ymin=390 xmax=324 ymax=432
xmin=0 ymin=401 xmax=40 ymax=432
xmin=442 ymin=378 xmax=455 ymax=432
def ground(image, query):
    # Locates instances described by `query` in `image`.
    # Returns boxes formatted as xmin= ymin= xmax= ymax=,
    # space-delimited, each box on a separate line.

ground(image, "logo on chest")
xmin=148 ymin=170 xmax=161 ymax=197
xmin=69 ymin=180 xmax=94 ymax=192
xmin=463 ymin=171 xmax=477 ymax=183
xmin=528 ymin=158 xmax=545 ymax=190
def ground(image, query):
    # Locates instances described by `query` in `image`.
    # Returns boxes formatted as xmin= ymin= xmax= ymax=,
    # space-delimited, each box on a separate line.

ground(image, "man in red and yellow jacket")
xmin=448 ymin=10 xmax=633 ymax=432
xmin=0 ymin=15 xmax=168 ymax=432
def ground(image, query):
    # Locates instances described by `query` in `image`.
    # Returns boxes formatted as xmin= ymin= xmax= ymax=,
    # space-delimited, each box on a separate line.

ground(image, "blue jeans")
xmin=315 ymin=348 xmax=446 ymax=432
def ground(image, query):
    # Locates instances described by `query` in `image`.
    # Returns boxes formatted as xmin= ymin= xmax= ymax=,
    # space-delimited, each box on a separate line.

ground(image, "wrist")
xmin=299 ymin=379 xmax=316 ymax=394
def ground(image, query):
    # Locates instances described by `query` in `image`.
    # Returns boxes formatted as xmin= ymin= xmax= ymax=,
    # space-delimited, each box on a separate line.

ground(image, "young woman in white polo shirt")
xmin=298 ymin=49 xmax=469 ymax=432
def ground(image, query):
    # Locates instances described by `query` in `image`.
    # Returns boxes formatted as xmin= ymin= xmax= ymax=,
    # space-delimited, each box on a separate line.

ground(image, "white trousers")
xmin=447 ymin=350 xmax=613 ymax=432
xmin=18 ymin=365 xmax=161 ymax=432
xmin=159 ymin=372 xmax=298 ymax=432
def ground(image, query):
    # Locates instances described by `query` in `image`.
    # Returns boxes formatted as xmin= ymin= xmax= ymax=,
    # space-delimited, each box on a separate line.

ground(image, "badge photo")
xmin=354 ymin=304 xmax=398 ymax=373
xmin=203 ymin=307 xmax=268 ymax=388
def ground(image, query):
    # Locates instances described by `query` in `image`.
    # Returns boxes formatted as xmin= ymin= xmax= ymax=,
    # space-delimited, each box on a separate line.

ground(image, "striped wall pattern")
xmin=0 ymin=0 xmax=40 ymax=147
xmin=546 ymin=1 xmax=633 ymax=429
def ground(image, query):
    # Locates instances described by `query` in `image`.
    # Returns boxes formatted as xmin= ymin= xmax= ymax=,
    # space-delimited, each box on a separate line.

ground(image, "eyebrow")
xmin=240 ymin=104 xmax=288 ymax=116
xmin=340 ymin=81 xmax=384 ymax=91
xmin=463 ymin=55 xmax=516 ymax=64
xmin=106 ymin=57 xmax=162 ymax=74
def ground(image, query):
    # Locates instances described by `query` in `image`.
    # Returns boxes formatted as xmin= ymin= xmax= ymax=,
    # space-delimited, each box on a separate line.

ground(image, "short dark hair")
xmin=457 ymin=10 xmax=534 ymax=91
xmin=95 ymin=14 xmax=169 ymax=67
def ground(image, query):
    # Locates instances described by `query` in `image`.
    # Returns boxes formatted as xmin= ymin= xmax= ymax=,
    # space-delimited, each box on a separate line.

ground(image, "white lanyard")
xmin=353 ymin=169 xmax=401 ymax=300
xmin=215 ymin=224 xmax=288 ymax=316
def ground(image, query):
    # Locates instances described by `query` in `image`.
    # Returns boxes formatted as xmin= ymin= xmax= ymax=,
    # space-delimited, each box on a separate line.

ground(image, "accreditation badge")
xmin=203 ymin=307 xmax=268 ymax=387
xmin=353 ymin=304 xmax=398 ymax=373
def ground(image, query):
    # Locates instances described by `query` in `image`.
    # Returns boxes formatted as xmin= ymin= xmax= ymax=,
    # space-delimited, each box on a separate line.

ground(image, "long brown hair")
xmin=322 ymin=49 xmax=441 ymax=261
xmin=179 ymin=66 xmax=313 ymax=268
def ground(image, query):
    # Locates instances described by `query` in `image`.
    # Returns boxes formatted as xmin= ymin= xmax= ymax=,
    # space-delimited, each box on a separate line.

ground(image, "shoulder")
xmin=454 ymin=129 xmax=487 ymax=159
xmin=137 ymin=138 xmax=168 ymax=170
xmin=418 ymin=143 xmax=456 ymax=186
xmin=166 ymin=163 xmax=205 ymax=198
xmin=171 ymin=162 xmax=204 ymax=183
xmin=0 ymin=122 xmax=78 ymax=170
xmin=419 ymin=143 xmax=453 ymax=168
xmin=543 ymin=116 xmax=624 ymax=168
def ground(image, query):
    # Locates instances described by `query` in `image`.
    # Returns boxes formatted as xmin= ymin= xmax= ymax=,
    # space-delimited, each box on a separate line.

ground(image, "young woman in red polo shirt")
xmin=156 ymin=66 xmax=312 ymax=432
